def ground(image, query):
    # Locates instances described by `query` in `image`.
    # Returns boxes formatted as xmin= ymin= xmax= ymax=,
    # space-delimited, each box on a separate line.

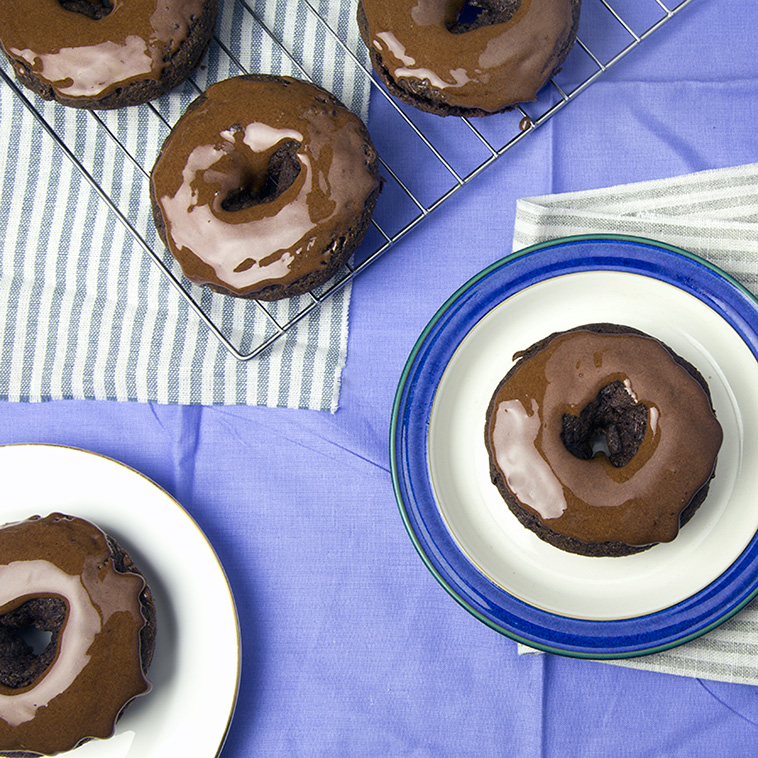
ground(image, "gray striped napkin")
xmin=512 ymin=162 xmax=758 ymax=684
xmin=0 ymin=0 xmax=370 ymax=411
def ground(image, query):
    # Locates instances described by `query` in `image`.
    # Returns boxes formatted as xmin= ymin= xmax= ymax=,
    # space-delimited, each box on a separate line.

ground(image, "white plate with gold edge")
xmin=0 ymin=443 xmax=240 ymax=756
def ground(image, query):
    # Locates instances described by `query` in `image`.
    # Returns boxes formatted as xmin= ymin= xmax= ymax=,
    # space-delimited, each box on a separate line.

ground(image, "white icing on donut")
xmin=0 ymin=558 xmax=102 ymax=727
xmin=492 ymin=398 xmax=567 ymax=520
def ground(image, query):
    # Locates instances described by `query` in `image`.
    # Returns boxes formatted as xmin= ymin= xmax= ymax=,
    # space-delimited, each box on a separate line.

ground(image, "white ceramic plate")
xmin=429 ymin=269 xmax=753 ymax=619
xmin=0 ymin=444 xmax=240 ymax=757
xmin=391 ymin=236 xmax=758 ymax=657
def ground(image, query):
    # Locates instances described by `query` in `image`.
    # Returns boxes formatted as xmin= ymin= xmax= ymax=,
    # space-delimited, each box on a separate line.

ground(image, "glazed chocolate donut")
xmin=357 ymin=0 xmax=581 ymax=117
xmin=0 ymin=0 xmax=217 ymax=109
xmin=484 ymin=324 xmax=723 ymax=557
xmin=0 ymin=513 xmax=156 ymax=756
xmin=150 ymin=74 xmax=381 ymax=301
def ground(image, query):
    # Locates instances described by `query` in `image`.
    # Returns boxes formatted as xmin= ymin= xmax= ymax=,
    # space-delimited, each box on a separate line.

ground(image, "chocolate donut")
xmin=0 ymin=513 xmax=156 ymax=755
xmin=484 ymin=324 xmax=723 ymax=557
xmin=357 ymin=0 xmax=581 ymax=117
xmin=0 ymin=0 xmax=217 ymax=109
xmin=150 ymin=74 xmax=381 ymax=301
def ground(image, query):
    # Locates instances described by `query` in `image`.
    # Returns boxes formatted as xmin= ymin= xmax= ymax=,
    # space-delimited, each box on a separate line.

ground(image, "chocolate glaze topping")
xmin=0 ymin=0 xmax=206 ymax=101
xmin=0 ymin=514 xmax=151 ymax=755
xmin=150 ymin=75 xmax=380 ymax=296
xmin=486 ymin=329 xmax=723 ymax=547
xmin=359 ymin=0 xmax=576 ymax=113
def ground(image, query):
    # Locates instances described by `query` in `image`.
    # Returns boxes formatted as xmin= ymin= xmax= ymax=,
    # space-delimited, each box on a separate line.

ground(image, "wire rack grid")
xmin=0 ymin=0 xmax=694 ymax=361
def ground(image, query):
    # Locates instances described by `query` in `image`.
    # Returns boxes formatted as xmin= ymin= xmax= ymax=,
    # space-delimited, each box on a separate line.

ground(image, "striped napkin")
xmin=512 ymin=162 xmax=758 ymax=684
xmin=0 ymin=0 xmax=370 ymax=411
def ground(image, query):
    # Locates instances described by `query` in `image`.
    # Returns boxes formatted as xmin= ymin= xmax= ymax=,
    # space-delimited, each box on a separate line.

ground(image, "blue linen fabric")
xmin=2 ymin=1 xmax=758 ymax=757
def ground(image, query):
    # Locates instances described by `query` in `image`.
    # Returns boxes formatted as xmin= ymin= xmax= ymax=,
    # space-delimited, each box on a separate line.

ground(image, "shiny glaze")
xmin=150 ymin=76 xmax=380 ymax=296
xmin=0 ymin=0 xmax=205 ymax=100
xmin=359 ymin=0 xmax=576 ymax=112
xmin=0 ymin=514 xmax=150 ymax=755
xmin=486 ymin=330 xmax=723 ymax=546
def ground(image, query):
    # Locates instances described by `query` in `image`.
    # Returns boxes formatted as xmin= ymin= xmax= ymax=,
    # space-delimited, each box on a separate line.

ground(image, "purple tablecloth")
xmin=3 ymin=1 xmax=758 ymax=755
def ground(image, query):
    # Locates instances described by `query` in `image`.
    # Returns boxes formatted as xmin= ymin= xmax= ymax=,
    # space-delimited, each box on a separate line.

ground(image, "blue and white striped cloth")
xmin=0 ymin=0 xmax=371 ymax=411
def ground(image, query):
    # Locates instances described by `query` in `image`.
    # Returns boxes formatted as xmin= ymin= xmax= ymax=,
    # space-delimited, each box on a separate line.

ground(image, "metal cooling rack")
xmin=0 ymin=0 xmax=694 ymax=360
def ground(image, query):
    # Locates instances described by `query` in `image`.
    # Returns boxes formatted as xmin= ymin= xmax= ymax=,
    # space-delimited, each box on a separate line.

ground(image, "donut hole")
xmin=58 ymin=0 xmax=113 ymax=20
xmin=18 ymin=627 xmax=54 ymax=656
xmin=589 ymin=431 xmax=611 ymax=458
xmin=561 ymin=380 xmax=648 ymax=468
xmin=0 ymin=596 xmax=67 ymax=689
xmin=449 ymin=0 xmax=520 ymax=34
xmin=221 ymin=140 xmax=302 ymax=213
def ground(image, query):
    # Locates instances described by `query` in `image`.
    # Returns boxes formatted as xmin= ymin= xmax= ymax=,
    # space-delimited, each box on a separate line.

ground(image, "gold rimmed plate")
xmin=0 ymin=443 xmax=240 ymax=756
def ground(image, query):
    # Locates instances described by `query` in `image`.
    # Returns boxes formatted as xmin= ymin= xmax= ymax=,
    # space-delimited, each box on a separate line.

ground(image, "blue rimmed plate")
xmin=390 ymin=235 xmax=758 ymax=658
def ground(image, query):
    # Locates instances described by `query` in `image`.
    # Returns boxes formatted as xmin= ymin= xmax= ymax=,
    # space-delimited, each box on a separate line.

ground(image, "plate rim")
xmin=0 ymin=442 xmax=241 ymax=756
xmin=390 ymin=233 xmax=758 ymax=659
